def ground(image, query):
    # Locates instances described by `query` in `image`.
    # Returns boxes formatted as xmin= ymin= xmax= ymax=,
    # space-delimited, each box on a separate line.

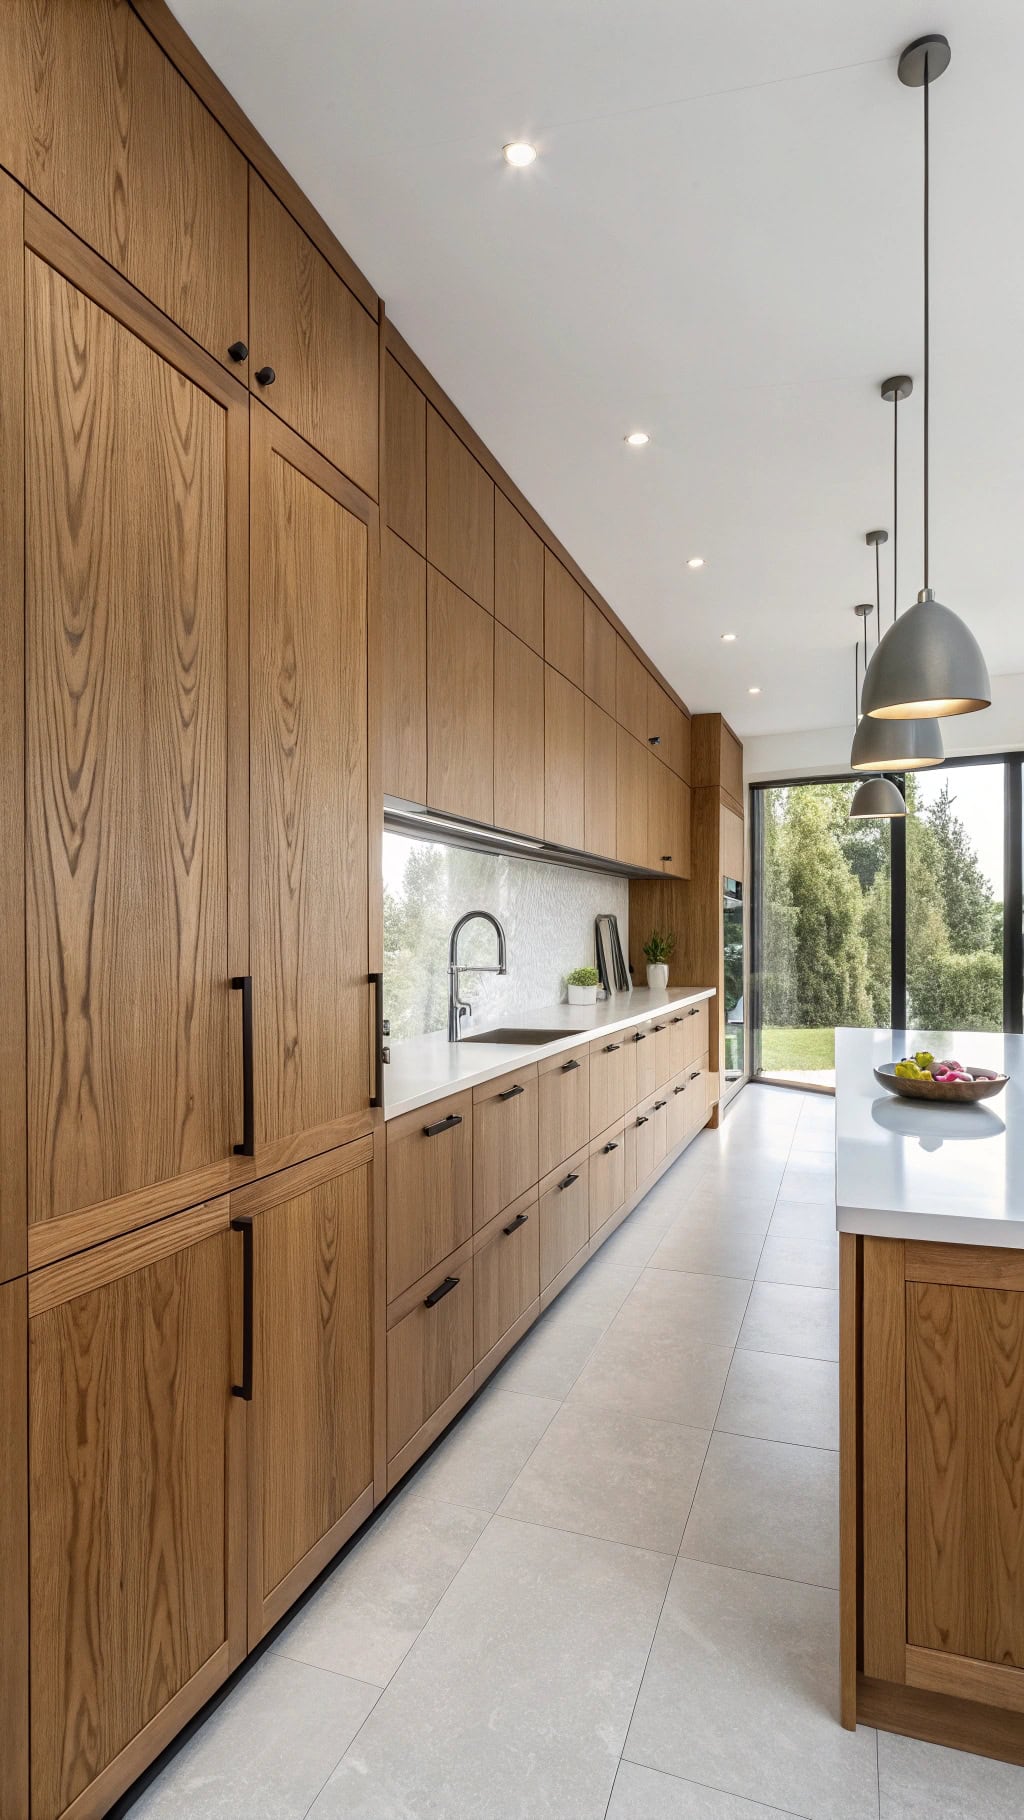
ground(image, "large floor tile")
xmin=649 ymin=1214 xmax=768 ymax=1282
xmin=409 ymin=1386 xmax=559 ymax=1512
xmin=716 ymin=1348 xmax=839 ymax=1450
xmin=768 ymin=1198 xmax=838 ymax=1239
xmin=756 ymin=1226 xmax=839 ymax=1290
xmin=625 ymin=1558 xmax=879 ymax=1820
xmin=679 ymin=1430 xmax=839 ymax=1588
xmin=780 ymin=1163 xmax=836 ymax=1204
xmin=125 ymin=1654 xmax=380 ymax=1820
xmin=309 ymin=1517 xmax=673 ymax=1820
xmin=609 ymin=1760 xmax=806 ymax=1818
xmin=496 ymin=1303 xmax=609 ymax=1400
xmin=619 ymin=1268 xmax=752 ymax=1348
xmin=877 ymin=1731 xmax=1024 ymax=1818
xmin=738 ymin=1282 xmax=839 ymax=1361
xmin=500 ymin=1401 xmax=709 ymax=1552
xmin=569 ymin=1312 xmax=733 ymax=1429
xmin=269 ymin=1490 xmax=487 ymax=1686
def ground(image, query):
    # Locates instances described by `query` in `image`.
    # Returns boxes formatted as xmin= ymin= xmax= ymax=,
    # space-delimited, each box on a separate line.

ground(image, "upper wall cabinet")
xmin=616 ymin=728 xmax=649 ymax=870
xmin=1 ymin=0 xmax=248 ymax=370
xmin=647 ymin=675 xmax=687 ymax=780
xmin=544 ymin=550 xmax=585 ymax=688
xmin=494 ymin=493 xmax=544 ymax=655
xmin=616 ymin=638 xmax=648 ymax=743
xmin=693 ymin=712 xmax=743 ymax=811
xmin=584 ymin=598 xmax=617 ymax=716
xmin=380 ymin=531 xmax=427 ymax=805
xmin=494 ymin=627 xmax=545 ymax=841
xmin=427 ymin=568 xmax=494 ymax=824
xmin=427 ymin=409 xmax=495 ymax=611
xmin=249 ymin=176 xmax=378 ymax=498
xmin=544 ymin=669 xmax=585 ymax=851
xmin=383 ymin=354 xmax=426 ymax=554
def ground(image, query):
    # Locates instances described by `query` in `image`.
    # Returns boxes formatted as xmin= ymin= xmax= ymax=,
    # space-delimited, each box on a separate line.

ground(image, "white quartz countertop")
xmin=384 ymin=985 xmax=716 ymax=1121
xmin=836 ymin=1027 xmax=1024 ymax=1249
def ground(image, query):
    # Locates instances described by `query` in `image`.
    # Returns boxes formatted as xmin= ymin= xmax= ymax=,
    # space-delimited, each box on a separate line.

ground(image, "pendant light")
xmin=851 ymin=379 xmax=943 ymax=769
xmin=850 ymin=620 xmax=906 ymax=817
xmin=861 ymin=34 xmax=991 ymax=720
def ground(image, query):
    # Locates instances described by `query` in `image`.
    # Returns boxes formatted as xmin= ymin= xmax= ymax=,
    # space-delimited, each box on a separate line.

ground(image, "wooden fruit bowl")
xmin=874 ymin=1062 xmax=1009 ymax=1104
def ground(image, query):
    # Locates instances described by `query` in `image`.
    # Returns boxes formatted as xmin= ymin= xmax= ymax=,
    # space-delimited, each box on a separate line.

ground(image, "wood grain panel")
xmin=29 ymin=1196 xmax=229 ymax=1318
xmin=906 ymin=1646 xmax=1024 ymax=1715
xmin=250 ymin=405 xmax=372 ymax=1158
xmin=616 ymin=728 xmax=649 ymax=869
xmin=383 ymin=352 xmax=426 ymax=553
xmin=584 ymin=598 xmax=617 ymax=714
xmin=721 ymin=804 xmax=744 ymax=883
xmin=26 ymin=250 xmax=236 ymax=1229
xmin=647 ymin=749 xmax=673 ymax=872
xmin=907 ymin=1280 xmax=1024 ymax=1668
xmin=1 ymin=0 xmax=248 ymax=366
xmin=427 ymin=568 xmax=494 ymax=823
xmin=494 ymin=626 xmax=545 ymax=839
xmin=0 ymin=173 xmax=25 ymax=1283
xmin=29 ymin=1226 xmax=241 ymax=1818
xmin=426 ymin=408 xmax=494 ymax=610
xmin=386 ymin=1090 xmax=473 ymax=1300
xmin=1 ymin=1278 xmax=28 ymax=1820
xmin=590 ymin=1037 xmax=628 ymax=1139
xmin=538 ymin=1151 xmax=590 ymax=1289
xmin=862 ymin=1236 xmax=907 ymax=1683
xmin=906 ymin=1242 xmax=1024 ymax=1292
xmin=473 ymin=1068 xmax=539 ymax=1228
xmin=386 ymin=1247 xmax=474 ymax=1460
xmin=247 ymin=1157 xmax=374 ymax=1638
xmin=544 ymin=668 xmax=585 ymax=850
xmin=858 ymin=1672 xmax=1024 ymax=1768
xmin=589 ymin=1121 xmax=626 ymax=1236
xmin=647 ymin=674 xmax=686 ymax=776
xmin=249 ymin=174 xmax=378 ymax=496
xmin=584 ymin=699 xmax=618 ymax=863
xmin=626 ymin=1106 xmax=656 ymax=1195
xmin=381 ymin=531 xmax=427 ymax=803
xmin=544 ymin=548 xmax=584 ymax=686
xmin=473 ymin=1190 xmax=540 ymax=1361
xmin=839 ymin=1231 xmax=859 ymax=1729
xmin=494 ymin=491 xmax=543 ymax=654
xmin=616 ymin=639 xmax=648 ymax=742
xmin=538 ymin=1051 xmax=591 ymax=1178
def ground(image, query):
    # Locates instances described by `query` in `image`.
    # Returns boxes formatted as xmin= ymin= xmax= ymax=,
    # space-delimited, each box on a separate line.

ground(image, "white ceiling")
xmin=171 ymin=0 xmax=1024 ymax=737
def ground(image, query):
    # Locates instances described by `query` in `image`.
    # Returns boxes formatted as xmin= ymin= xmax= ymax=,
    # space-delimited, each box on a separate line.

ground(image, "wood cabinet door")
xmin=616 ymin=639 xmax=648 ymax=741
xmin=386 ymin=1091 xmax=473 ymax=1301
xmin=494 ymin=626 xmax=545 ymax=839
xmin=426 ymin=408 xmax=494 ymax=610
xmin=584 ymin=598 xmax=617 ymax=715
xmin=589 ymin=1123 xmax=626 ymax=1237
xmin=386 ymin=1244 xmax=475 ymax=1477
xmin=545 ymin=668 xmax=585 ymax=849
xmin=538 ymin=1052 xmax=591 ymax=1179
xmin=647 ymin=675 xmax=685 ymax=776
xmin=234 ymin=1142 xmax=375 ymax=1644
xmin=630 ymin=1024 xmax=657 ymax=1102
xmin=381 ymin=531 xmax=427 ymax=804
xmin=616 ymin=728 xmax=649 ymax=869
xmin=584 ymin=699 xmax=617 ymax=861
xmin=427 ymin=569 xmax=494 ymax=823
xmin=474 ymin=1190 xmax=540 ymax=1365
xmin=544 ymin=548 xmax=584 ymax=687
xmin=250 ymin=405 xmax=373 ymax=1168
xmin=494 ymin=492 xmax=544 ymax=654
xmin=670 ymin=773 xmax=693 ymax=877
xmin=28 ymin=1205 xmax=244 ymax=1820
xmin=249 ymin=175 xmax=378 ymax=497
xmin=473 ymin=1069 xmax=539 ymax=1227
xmin=647 ymin=749 xmax=672 ymax=871
xmin=590 ymin=1038 xmax=627 ymax=1139
xmin=0 ymin=173 xmax=25 ymax=1285
xmin=1 ymin=0 xmax=248 ymax=370
xmin=538 ymin=1152 xmax=589 ymax=1289
xmin=25 ymin=216 xmax=247 ymax=1264
xmin=383 ymin=353 xmax=426 ymax=554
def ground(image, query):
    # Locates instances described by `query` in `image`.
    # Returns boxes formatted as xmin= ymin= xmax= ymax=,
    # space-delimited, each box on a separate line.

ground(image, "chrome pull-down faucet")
xmin=447 ymin=911 xmax=507 ymax=1041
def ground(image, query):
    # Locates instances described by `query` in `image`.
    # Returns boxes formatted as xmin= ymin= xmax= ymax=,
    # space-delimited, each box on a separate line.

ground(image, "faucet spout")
xmin=447 ymin=910 xmax=508 ymax=1041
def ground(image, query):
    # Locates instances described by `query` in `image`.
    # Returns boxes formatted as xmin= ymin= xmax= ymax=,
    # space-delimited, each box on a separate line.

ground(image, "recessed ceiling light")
xmin=748 ymin=686 xmax=761 ymax=695
xmin=503 ymin=141 xmax=537 ymax=167
xmin=624 ymin=431 xmax=650 ymax=447
xmin=721 ymin=632 xmax=737 ymax=642
xmin=687 ymin=556 xmax=705 ymax=569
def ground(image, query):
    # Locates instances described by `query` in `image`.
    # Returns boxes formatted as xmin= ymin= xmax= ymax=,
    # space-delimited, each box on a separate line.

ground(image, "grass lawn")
xmin=760 ymin=1027 xmax=835 ymax=1073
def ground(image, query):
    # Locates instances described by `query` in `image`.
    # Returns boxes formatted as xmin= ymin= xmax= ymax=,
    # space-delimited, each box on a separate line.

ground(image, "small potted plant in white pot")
xmin=566 ymin=966 xmax=600 ymax=1006
xmin=642 ymin=929 xmax=675 ymax=992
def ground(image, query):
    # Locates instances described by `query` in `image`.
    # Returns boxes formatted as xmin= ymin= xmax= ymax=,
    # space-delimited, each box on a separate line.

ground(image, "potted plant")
xmin=642 ymin=929 xmax=675 ymax=992
xmin=566 ymin=965 xmax=600 ymax=1006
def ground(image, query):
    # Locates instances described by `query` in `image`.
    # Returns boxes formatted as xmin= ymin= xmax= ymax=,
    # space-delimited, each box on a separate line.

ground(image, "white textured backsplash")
xmin=383 ymin=833 xmax=630 ymax=1040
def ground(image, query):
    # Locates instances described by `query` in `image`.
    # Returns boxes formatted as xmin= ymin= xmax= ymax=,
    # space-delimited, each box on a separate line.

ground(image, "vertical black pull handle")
xmin=502 ymin=1211 xmax=530 ymax=1236
xmin=232 ymin=976 xmax=254 ymax=1156
xmin=231 ymin=1216 xmax=254 ymax=1401
xmin=369 ymin=972 xmax=388 ymax=1108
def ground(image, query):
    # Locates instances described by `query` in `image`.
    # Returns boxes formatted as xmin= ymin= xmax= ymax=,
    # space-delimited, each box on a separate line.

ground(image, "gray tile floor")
xmin=125 ymin=1085 xmax=1024 ymax=1820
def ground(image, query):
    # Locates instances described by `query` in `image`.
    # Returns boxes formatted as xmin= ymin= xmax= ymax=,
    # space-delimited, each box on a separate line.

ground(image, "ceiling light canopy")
xmin=721 ymin=632 xmax=737 ymax=642
xmin=747 ymin=686 xmax=761 ymax=695
xmin=624 ymin=430 xmax=650 ymax=447
xmin=687 ymin=556 xmax=705 ymax=569
xmin=502 ymin=141 xmax=537 ymax=167
xmin=850 ymin=776 xmax=907 ymax=819
xmin=862 ymin=35 xmax=990 ymax=722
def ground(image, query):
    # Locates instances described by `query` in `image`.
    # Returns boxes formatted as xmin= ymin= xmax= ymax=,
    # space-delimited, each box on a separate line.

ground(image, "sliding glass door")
xmin=751 ymin=755 xmax=1023 ymax=1089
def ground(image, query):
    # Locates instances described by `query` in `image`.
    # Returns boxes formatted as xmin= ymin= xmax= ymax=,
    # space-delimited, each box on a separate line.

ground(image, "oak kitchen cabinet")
xmin=473 ymin=1067 xmax=540 ymax=1225
xmin=380 ymin=531 xmax=427 ymax=804
xmin=544 ymin=666 xmax=586 ymax=850
xmin=495 ymin=491 xmax=544 ymax=654
xmin=386 ymin=1090 xmax=473 ymax=1300
xmin=544 ymin=547 xmax=585 ymax=687
xmin=427 ymin=407 xmax=495 ymax=611
xmin=382 ymin=352 xmax=426 ymax=555
xmin=427 ymin=568 xmax=494 ymax=824
xmin=473 ymin=1187 xmax=540 ymax=1366
xmin=616 ymin=727 xmax=649 ymax=870
xmin=584 ymin=595 xmax=617 ymax=715
xmin=538 ymin=1049 xmax=591 ymax=1179
xmin=494 ymin=624 xmax=545 ymax=840
xmin=584 ymin=699 xmax=618 ymax=862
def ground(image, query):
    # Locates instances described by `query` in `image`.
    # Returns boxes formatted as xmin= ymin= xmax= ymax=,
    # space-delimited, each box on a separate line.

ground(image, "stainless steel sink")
xmin=461 ymin=1026 xmax=585 ymax=1045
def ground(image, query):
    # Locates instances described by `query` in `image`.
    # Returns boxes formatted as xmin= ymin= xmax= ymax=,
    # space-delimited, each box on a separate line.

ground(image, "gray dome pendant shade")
xmin=862 ymin=35 xmax=991 ymax=722
xmin=849 ymin=620 xmax=906 ymax=819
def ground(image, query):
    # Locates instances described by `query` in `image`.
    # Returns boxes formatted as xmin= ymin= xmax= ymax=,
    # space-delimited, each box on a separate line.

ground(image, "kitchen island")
xmin=836 ymin=1028 xmax=1024 ymax=1765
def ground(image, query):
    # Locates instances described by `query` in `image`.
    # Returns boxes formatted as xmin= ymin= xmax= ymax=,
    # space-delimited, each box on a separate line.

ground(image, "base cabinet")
xmin=538 ymin=1152 xmax=590 ymax=1289
xmin=474 ymin=1190 xmax=540 ymax=1364
xmin=386 ymin=1245 xmax=475 ymax=1482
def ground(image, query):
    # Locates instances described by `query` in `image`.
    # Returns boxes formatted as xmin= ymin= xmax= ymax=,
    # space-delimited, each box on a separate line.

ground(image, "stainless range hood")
xmin=383 ymin=797 xmax=670 ymax=879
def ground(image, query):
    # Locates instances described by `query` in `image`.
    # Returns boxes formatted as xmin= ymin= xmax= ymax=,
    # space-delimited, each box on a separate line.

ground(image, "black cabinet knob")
xmin=255 ymin=364 xmax=276 ymax=386
xmin=227 ymin=340 xmax=248 ymax=362
xmin=648 ymin=734 xmax=662 ymax=746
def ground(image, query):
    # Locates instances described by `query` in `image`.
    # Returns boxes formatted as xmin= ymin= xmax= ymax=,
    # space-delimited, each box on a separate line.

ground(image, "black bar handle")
xmin=558 ymin=1172 xmax=579 ymax=1190
xmin=369 ymin=971 xmax=388 ymax=1108
xmin=231 ymin=975 xmax=255 ymax=1156
xmin=688 ymin=1006 xmax=700 ymax=1017
xmin=561 ymin=1058 xmax=581 ymax=1072
xmin=654 ymin=1100 xmax=667 ymax=1110
xmin=653 ymin=1024 xmax=666 ymax=1032
xmin=499 ymin=1083 xmax=525 ymax=1101
xmin=674 ymin=1084 xmax=687 ymax=1095
xmin=424 ymin=1274 xmax=460 ymax=1309
xmin=648 ymin=734 xmax=662 ymax=746
xmin=632 ymin=1031 xmax=647 ymax=1042
xmin=635 ymin=1115 xmax=648 ymax=1126
xmin=671 ymin=1015 xmax=683 ymax=1024
xmin=603 ymin=1043 xmax=621 ymax=1053
xmin=503 ymin=1211 xmax=530 ymax=1236
xmin=602 ymin=1140 xmax=619 ymax=1153
xmin=423 ymin=1112 xmax=463 ymax=1138
xmin=231 ymin=1216 xmax=254 ymax=1401
xmin=690 ymin=1070 xmax=701 ymax=1081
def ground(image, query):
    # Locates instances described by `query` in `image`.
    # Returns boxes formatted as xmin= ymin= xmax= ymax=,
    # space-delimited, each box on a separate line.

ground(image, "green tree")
xmin=778 ymin=786 xmax=871 ymax=1029
xmin=921 ymin=781 xmax=994 ymax=954
xmin=759 ymin=789 xmax=798 ymax=1025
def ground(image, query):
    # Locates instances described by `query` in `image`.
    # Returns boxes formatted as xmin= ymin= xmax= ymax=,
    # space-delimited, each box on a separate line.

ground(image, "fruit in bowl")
xmin=895 ymin=1056 xmax=996 ymax=1085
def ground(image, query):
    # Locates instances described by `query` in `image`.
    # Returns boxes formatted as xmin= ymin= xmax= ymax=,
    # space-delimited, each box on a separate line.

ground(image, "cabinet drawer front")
xmin=629 ymin=1024 xmax=657 ymax=1102
xmin=684 ymin=1001 xmax=709 ymax=1068
xmin=652 ymin=1021 xmax=674 ymax=1089
xmin=589 ymin=1123 xmax=626 ymax=1237
xmin=473 ymin=1070 xmax=539 ymax=1227
xmin=667 ymin=1074 xmax=689 ymax=1151
xmin=651 ymin=1096 xmax=670 ymax=1166
xmin=589 ymin=1038 xmax=627 ymax=1138
xmin=474 ymin=1194 xmax=540 ymax=1361
xmin=668 ymin=1013 xmax=689 ymax=1078
xmin=685 ymin=1066 xmax=709 ymax=1133
xmin=386 ymin=1091 xmax=473 ymax=1299
xmin=538 ymin=1154 xmax=590 ymax=1289
xmin=538 ymin=1052 xmax=590 ymax=1177
xmin=626 ymin=1108 xmax=656 ymax=1196
xmin=387 ymin=1252 xmax=474 ymax=1460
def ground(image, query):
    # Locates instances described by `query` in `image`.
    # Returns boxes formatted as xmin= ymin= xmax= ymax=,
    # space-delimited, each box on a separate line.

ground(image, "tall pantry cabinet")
xmin=0 ymin=8 xmax=383 ymax=1808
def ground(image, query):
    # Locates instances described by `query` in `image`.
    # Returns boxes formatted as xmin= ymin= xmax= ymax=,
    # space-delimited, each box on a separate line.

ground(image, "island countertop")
xmin=384 ymin=984 xmax=716 ymax=1120
xmin=836 ymin=1026 xmax=1024 ymax=1249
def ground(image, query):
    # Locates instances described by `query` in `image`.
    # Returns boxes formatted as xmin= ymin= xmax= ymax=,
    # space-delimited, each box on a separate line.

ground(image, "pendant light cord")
xmin=892 ymin=392 xmax=899 ymax=624
xmin=875 ymin=539 xmax=881 ymax=644
xmin=854 ymin=641 xmax=859 ymax=728
xmin=923 ymin=53 xmax=930 ymax=588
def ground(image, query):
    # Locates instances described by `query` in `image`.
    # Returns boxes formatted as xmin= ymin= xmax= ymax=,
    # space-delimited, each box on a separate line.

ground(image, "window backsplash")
xmin=383 ymin=833 xmax=630 ymax=1041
